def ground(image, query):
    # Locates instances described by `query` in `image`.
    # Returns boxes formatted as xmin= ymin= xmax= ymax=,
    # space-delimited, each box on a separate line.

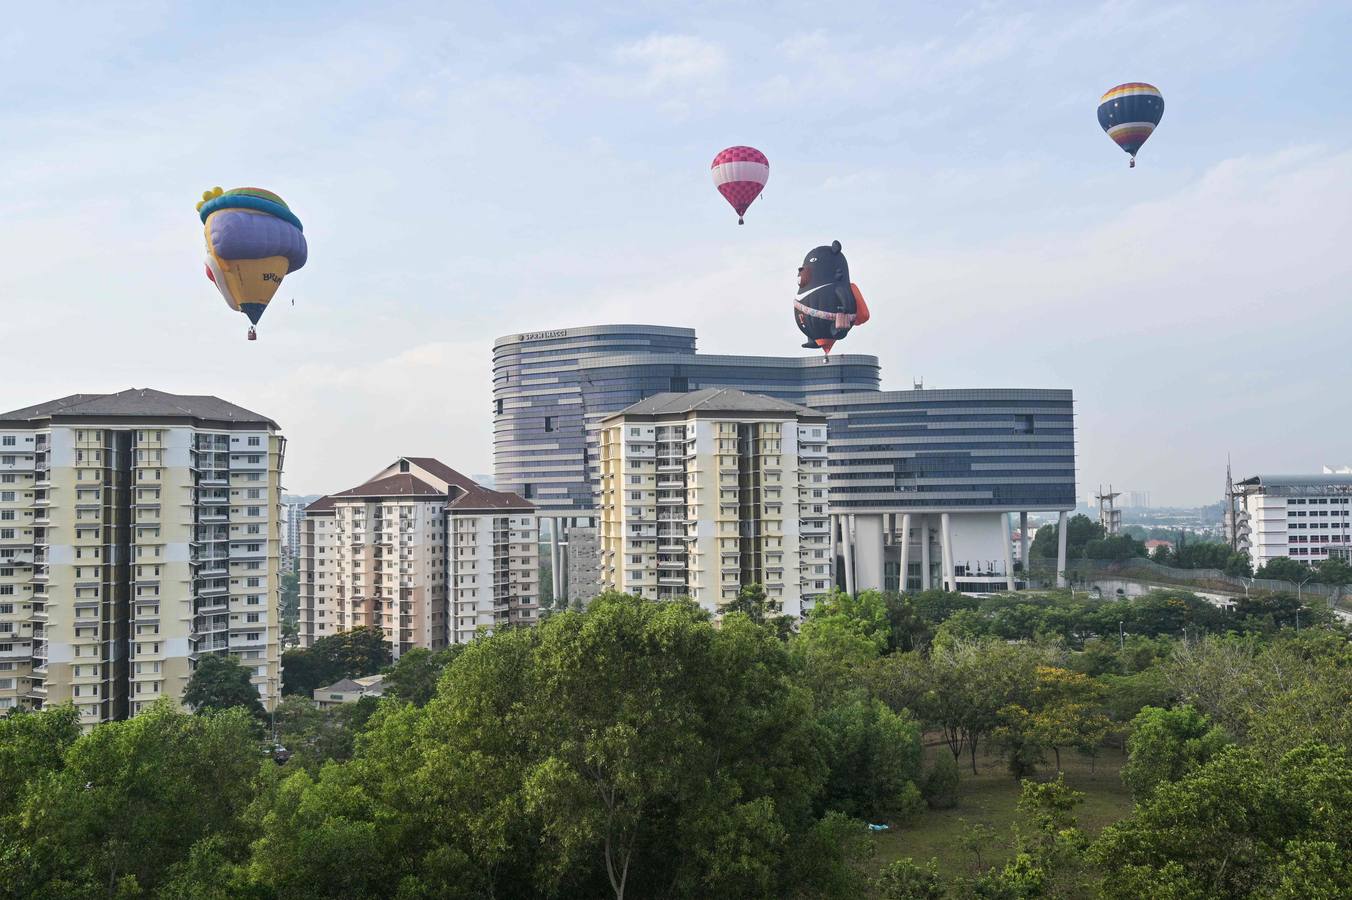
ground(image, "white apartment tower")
xmin=598 ymin=389 xmax=831 ymax=618
xmin=299 ymin=457 xmax=539 ymax=653
xmin=0 ymin=390 xmax=283 ymax=725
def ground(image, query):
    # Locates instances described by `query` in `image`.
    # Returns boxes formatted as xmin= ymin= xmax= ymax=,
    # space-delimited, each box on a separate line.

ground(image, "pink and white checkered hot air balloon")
xmin=711 ymin=146 xmax=768 ymax=225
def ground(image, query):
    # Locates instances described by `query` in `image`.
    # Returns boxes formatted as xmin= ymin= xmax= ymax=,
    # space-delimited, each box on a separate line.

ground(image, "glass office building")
xmin=815 ymin=389 xmax=1077 ymax=513
xmin=493 ymin=325 xmax=1076 ymax=598
xmin=492 ymin=326 xmax=881 ymax=514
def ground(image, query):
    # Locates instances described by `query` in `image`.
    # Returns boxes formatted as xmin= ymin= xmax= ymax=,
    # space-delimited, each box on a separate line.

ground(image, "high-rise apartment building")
xmin=494 ymin=325 xmax=1078 ymax=600
xmin=598 ymin=390 xmax=830 ymax=617
xmin=299 ymin=457 xmax=538 ymax=653
xmin=282 ymin=500 xmax=306 ymax=568
xmin=0 ymin=390 xmax=283 ymax=725
xmin=1230 ymin=474 xmax=1352 ymax=568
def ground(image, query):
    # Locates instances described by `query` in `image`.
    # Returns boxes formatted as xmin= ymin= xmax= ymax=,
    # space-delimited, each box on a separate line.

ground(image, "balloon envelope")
xmin=196 ymin=187 xmax=307 ymax=328
xmin=792 ymin=240 xmax=868 ymax=356
xmin=711 ymin=146 xmax=768 ymax=222
xmin=1098 ymin=83 xmax=1164 ymax=162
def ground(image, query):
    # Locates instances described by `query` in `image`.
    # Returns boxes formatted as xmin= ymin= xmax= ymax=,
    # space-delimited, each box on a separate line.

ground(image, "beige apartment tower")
xmin=0 ymin=390 xmax=283 ymax=726
xmin=300 ymin=457 xmax=539 ymax=653
xmin=598 ymin=389 xmax=831 ymax=618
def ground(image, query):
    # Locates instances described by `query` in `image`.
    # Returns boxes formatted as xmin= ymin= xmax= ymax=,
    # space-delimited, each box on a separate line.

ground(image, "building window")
xmin=247 ymin=437 xmax=261 ymax=447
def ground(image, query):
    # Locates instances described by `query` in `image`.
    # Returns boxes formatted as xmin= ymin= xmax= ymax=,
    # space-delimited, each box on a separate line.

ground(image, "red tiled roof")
xmin=403 ymin=456 xmax=534 ymax=512
xmin=305 ymin=495 xmax=336 ymax=514
xmin=329 ymin=473 xmax=443 ymax=499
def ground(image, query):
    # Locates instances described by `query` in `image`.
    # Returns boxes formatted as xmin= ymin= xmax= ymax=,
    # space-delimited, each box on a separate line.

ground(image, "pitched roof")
xmin=448 ymin=483 xmax=534 ymax=511
xmin=304 ymin=495 xmax=336 ymax=514
xmin=0 ymin=388 xmax=277 ymax=427
xmin=401 ymin=457 xmax=534 ymax=512
xmin=604 ymin=388 xmax=824 ymax=420
xmin=329 ymin=473 xmax=443 ymax=499
xmin=403 ymin=457 xmax=479 ymax=490
xmin=315 ymin=678 xmax=367 ymax=693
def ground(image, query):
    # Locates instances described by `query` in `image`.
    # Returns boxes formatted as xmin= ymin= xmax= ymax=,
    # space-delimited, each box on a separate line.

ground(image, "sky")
xmin=2 ymin=1 xmax=1349 ymax=504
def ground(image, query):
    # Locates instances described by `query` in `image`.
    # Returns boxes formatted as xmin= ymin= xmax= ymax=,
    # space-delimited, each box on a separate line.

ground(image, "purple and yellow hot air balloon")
xmin=196 ymin=186 xmax=307 ymax=340
xmin=1097 ymin=83 xmax=1164 ymax=168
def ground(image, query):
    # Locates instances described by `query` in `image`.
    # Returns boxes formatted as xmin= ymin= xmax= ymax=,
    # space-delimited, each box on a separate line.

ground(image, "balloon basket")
xmin=247 ymin=327 xmax=257 ymax=341
xmin=1129 ymin=158 xmax=1136 ymax=168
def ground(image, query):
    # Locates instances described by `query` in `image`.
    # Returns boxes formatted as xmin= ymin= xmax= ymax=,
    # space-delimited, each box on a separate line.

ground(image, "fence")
xmin=1024 ymin=557 xmax=1348 ymax=607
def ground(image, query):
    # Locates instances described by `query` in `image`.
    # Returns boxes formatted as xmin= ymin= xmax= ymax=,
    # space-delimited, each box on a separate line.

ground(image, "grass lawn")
xmin=868 ymin=738 xmax=1133 ymax=883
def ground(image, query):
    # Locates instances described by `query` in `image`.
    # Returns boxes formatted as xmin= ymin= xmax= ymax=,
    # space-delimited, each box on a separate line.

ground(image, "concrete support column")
xmin=940 ymin=512 xmax=955 ymax=592
xmin=898 ymin=513 xmax=912 ymax=594
xmin=1001 ymin=512 xmax=1016 ymax=592
xmin=1019 ymin=511 xmax=1030 ymax=574
xmin=549 ymin=516 xmax=562 ymax=603
xmin=853 ymin=514 xmax=885 ymax=592
xmin=1056 ymin=511 xmax=1069 ymax=588
xmin=842 ymin=514 xmax=857 ymax=596
xmin=920 ymin=515 xmax=931 ymax=590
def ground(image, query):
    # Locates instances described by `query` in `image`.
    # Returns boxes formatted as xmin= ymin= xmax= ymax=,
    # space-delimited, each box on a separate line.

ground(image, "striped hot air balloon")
xmin=711 ymin=146 xmax=768 ymax=224
xmin=1098 ymin=83 xmax=1164 ymax=168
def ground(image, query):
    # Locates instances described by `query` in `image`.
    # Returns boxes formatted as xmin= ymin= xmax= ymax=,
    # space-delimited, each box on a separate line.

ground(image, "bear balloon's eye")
xmin=809 ymin=257 xmax=817 ymax=263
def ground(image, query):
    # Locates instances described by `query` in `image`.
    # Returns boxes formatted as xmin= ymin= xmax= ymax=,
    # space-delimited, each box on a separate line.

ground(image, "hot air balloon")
xmin=196 ymin=186 xmax=307 ymax=340
xmin=793 ymin=240 xmax=869 ymax=360
xmin=1097 ymin=83 xmax=1164 ymax=168
xmin=711 ymin=146 xmax=768 ymax=224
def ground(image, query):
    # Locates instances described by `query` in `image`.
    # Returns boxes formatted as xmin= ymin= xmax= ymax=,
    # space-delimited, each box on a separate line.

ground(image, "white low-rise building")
xmin=1233 ymin=474 xmax=1352 ymax=568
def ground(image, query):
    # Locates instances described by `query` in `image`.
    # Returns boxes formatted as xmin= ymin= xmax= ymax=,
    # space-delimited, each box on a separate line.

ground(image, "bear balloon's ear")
xmin=832 ymin=240 xmax=842 ymax=253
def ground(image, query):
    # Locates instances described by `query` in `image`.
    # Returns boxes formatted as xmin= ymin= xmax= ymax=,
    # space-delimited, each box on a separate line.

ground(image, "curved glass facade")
xmin=493 ymin=326 xmax=881 ymax=512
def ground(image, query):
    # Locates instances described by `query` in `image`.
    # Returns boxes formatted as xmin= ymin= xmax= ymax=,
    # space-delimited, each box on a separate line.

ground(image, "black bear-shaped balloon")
xmin=793 ymin=240 xmax=869 ymax=358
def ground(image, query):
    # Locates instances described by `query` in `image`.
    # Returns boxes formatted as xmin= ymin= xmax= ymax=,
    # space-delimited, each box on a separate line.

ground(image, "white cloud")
xmin=612 ymin=34 xmax=728 ymax=90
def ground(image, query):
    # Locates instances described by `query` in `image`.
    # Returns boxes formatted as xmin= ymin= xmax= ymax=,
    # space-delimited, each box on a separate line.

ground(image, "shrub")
xmin=921 ymin=750 xmax=961 ymax=810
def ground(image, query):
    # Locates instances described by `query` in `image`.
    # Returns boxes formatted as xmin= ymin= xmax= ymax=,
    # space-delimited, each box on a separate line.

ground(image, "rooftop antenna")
xmin=912 ymin=376 xmax=924 ymax=390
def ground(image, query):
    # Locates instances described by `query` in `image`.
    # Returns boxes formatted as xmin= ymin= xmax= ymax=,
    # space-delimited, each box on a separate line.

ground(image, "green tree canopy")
xmin=0 ymin=702 xmax=261 ymax=899
xmin=280 ymin=626 xmax=391 ymax=696
xmin=1030 ymin=514 xmax=1104 ymax=561
xmin=1120 ymin=705 xmax=1230 ymax=801
xmin=183 ymin=653 xmax=266 ymax=718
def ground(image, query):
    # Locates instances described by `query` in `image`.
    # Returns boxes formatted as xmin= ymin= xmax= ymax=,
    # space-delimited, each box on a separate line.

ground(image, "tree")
xmin=1224 ymin=551 xmax=1253 ymax=578
xmin=248 ymin=595 xmax=847 ymax=900
xmin=1120 ymin=705 xmax=1229 ymax=801
xmin=382 ymin=645 xmax=464 ymax=707
xmin=1316 ymin=556 xmax=1352 ymax=601
xmin=1030 ymin=514 xmax=1104 ymax=561
xmin=183 ymin=653 xmax=266 ymax=718
xmin=0 ymin=702 xmax=260 ymax=898
xmin=1256 ymin=556 xmax=1310 ymax=582
xmin=280 ymin=626 xmax=391 ymax=696
xmin=723 ymin=581 xmax=772 ymax=622
xmin=1026 ymin=665 xmax=1111 ymax=772
xmin=1083 ymin=534 xmax=1147 ymax=561
xmin=0 ymin=705 xmax=81 ymax=821
xmin=928 ymin=638 xmax=1049 ymax=774
xmin=875 ymin=858 xmax=946 ymax=899
xmin=819 ymin=698 xmax=923 ymax=821
xmin=919 ymin=749 xmax=960 ymax=810
xmin=1092 ymin=742 xmax=1352 ymax=898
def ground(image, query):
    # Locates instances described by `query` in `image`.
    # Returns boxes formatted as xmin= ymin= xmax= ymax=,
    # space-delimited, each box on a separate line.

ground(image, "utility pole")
xmin=1119 ymin=620 xmax=1125 ymax=650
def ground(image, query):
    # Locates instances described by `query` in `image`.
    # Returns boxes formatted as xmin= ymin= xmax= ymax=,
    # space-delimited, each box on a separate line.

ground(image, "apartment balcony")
xmin=657 ymin=575 xmax=688 ymax=586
